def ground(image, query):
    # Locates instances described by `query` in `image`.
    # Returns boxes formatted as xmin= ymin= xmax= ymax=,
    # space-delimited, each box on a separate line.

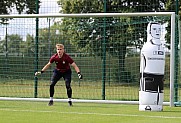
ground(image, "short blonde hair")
xmin=56 ymin=44 xmax=64 ymax=49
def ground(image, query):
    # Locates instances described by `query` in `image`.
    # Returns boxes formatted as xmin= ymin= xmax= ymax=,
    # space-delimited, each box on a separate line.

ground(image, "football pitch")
xmin=0 ymin=100 xmax=181 ymax=123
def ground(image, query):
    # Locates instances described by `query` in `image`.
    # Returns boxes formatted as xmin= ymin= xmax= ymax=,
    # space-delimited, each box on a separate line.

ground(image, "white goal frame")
xmin=0 ymin=12 xmax=176 ymax=107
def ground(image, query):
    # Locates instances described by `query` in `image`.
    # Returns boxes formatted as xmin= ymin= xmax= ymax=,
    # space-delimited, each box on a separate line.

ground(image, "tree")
xmin=0 ymin=0 xmax=40 ymax=14
xmin=20 ymin=34 xmax=35 ymax=56
xmin=0 ymin=38 xmax=4 ymax=53
xmin=1 ymin=34 xmax=23 ymax=56
xmin=165 ymin=0 xmax=181 ymax=49
xmin=58 ymin=0 xmax=170 ymax=82
xmin=0 ymin=0 xmax=40 ymax=23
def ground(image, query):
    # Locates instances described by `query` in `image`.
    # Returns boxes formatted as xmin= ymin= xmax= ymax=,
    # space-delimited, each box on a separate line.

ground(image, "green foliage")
xmin=56 ymin=0 xmax=171 ymax=84
xmin=37 ymin=26 xmax=78 ymax=56
xmin=21 ymin=34 xmax=35 ymax=57
xmin=0 ymin=0 xmax=40 ymax=23
xmin=0 ymin=0 xmax=40 ymax=14
xmin=164 ymin=0 xmax=181 ymax=49
xmin=58 ymin=0 xmax=104 ymax=13
xmin=57 ymin=0 xmax=169 ymax=51
xmin=0 ymin=34 xmax=23 ymax=54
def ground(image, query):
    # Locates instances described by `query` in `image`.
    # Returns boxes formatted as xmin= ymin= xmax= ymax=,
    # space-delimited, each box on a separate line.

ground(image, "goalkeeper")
xmin=35 ymin=44 xmax=83 ymax=106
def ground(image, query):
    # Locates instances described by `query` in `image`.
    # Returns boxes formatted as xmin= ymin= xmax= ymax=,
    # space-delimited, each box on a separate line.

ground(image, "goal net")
xmin=0 ymin=12 xmax=178 ymax=106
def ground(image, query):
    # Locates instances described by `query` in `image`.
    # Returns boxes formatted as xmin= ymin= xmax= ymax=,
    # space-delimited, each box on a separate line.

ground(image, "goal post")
xmin=0 ymin=12 xmax=176 ymax=18
xmin=0 ymin=12 xmax=177 ymax=107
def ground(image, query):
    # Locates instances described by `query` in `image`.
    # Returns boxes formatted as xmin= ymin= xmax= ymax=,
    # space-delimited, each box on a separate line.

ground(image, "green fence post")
xmin=34 ymin=0 xmax=39 ymax=98
xmin=174 ymin=0 xmax=179 ymax=104
xmin=102 ymin=0 xmax=107 ymax=100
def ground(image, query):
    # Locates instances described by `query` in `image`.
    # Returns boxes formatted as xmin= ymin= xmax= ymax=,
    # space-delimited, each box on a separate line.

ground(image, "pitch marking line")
xmin=0 ymin=108 xmax=181 ymax=119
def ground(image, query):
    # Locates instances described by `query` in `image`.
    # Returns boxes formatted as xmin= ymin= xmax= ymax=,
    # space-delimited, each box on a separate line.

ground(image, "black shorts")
xmin=51 ymin=69 xmax=72 ymax=84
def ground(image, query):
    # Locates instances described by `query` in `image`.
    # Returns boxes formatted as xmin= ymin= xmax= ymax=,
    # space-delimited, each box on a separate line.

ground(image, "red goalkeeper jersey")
xmin=49 ymin=53 xmax=74 ymax=72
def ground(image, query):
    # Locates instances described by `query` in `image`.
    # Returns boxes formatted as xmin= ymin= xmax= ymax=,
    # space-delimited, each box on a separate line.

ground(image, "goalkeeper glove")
xmin=77 ymin=72 xmax=83 ymax=79
xmin=35 ymin=71 xmax=44 ymax=76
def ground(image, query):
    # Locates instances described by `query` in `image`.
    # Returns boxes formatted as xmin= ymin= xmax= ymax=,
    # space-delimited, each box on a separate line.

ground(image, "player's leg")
xmin=63 ymin=69 xmax=72 ymax=106
xmin=48 ymin=69 xmax=62 ymax=106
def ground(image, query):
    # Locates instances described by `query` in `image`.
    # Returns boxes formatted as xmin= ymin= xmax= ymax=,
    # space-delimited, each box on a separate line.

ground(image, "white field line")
xmin=0 ymin=97 xmax=170 ymax=105
xmin=0 ymin=108 xmax=181 ymax=119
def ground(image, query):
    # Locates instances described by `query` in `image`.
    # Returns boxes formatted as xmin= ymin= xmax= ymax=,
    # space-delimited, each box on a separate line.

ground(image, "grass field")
xmin=0 ymin=100 xmax=181 ymax=123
